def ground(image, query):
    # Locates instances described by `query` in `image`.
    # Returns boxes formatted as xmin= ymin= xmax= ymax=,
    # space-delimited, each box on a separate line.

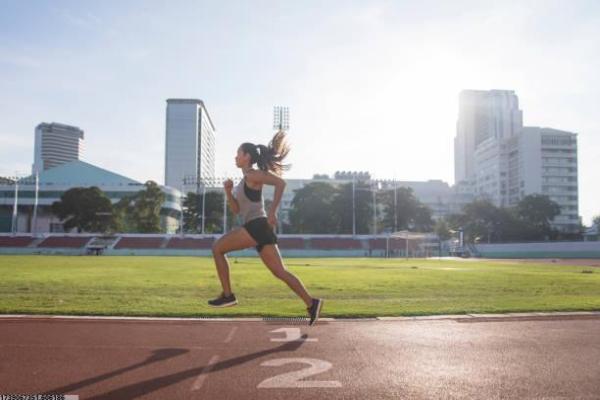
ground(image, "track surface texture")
xmin=2 ymin=313 xmax=600 ymax=399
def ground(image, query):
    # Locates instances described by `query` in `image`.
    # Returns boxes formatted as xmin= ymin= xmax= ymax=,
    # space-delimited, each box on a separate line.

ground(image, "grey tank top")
xmin=235 ymin=177 xmax=267 ymax=223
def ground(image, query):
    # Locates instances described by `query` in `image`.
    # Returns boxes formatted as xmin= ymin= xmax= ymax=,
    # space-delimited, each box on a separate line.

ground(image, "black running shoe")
xmin=307 ymin=298 xmax=323 ymax=326
xmin=208 ymin=292 xmax=237 ymax=308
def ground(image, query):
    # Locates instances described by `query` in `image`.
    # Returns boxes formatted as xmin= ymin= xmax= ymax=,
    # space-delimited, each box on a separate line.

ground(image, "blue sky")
xmin=1 ymin=0 xmax=599 ymax=224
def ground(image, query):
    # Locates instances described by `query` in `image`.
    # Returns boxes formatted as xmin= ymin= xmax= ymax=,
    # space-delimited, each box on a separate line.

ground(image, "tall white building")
xmin=508 ymin=127 xmax=579 ymax=232
xmin=32 ymin=122 xmax=84 ymax=173
xmin=454 ymin=90 xmax=523 ymax=186
xmin=454 ymin=89 xmax=580 ymax=233
xmin=164 ymin=99 xmax=216 ymax=194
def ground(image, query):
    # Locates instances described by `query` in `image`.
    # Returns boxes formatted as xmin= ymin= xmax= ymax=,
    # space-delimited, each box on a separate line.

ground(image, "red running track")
xmin=1 ymin=315 xmax=600 ymax=399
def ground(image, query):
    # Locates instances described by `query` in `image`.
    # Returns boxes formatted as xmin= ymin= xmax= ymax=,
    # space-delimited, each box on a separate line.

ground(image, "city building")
xmin=0 ymin=160 xmax=182 ymax=234
xmin=455 ymin=90 xmax=522 ymax=186
xmin=165 ymin=99 xmax=216 ymax=195
xmin=455 ymin=89 xmax=580 ymax=233
xmin=32 ymin=122 xmax=84 ymax=173
xmin=513 ymin=127 xmax=579 ymax=232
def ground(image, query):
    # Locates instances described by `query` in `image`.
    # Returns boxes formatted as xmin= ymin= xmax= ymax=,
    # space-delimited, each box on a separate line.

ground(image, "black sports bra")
xmin=243 ymin=178 xmax=262 ymax=202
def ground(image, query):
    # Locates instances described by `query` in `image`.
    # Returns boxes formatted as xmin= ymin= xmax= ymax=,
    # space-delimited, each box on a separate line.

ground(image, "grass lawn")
xmin=1 ymin=255 xmax=599 ymax=318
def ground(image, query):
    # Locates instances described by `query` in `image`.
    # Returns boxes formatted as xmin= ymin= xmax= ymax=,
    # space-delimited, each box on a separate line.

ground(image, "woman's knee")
xmin=271 ymin=267 xmax=289 ymax=280
xmin=212 ymin=241 xmax=225 ymax=255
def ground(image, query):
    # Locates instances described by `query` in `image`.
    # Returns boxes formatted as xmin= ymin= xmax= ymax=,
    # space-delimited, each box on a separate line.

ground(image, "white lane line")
xmin=269 ymin=327 xmax=317 ymax=342
xmin=191 ymin=354 xmax=220 ymax=391
xmin=223 ymin=326 xmax=238 ymax=343
xmin=0 ymin=343 xmax=204 ymax=350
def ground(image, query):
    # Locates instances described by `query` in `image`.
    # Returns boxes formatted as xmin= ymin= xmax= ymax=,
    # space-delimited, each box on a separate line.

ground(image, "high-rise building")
xmin=454 ymin=90 xmax=523 ymax=186
xmin=32 ymin=122 xmax=84 ymax=173
xmin=454 ymin=89 xmax=580 ymax=233
xmin=164 ymin=99 xmax=216 ymax=194
xmin=510 ymin=127 xmax=579 ymax=232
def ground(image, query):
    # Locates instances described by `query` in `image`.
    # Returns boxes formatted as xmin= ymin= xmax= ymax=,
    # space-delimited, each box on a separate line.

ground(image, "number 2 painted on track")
xmin=257 ymin=357 xmax=342 ymax=388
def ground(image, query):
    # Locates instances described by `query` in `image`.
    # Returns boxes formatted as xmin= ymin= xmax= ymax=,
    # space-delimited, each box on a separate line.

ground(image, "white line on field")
xmin=223 ymin=326 xmax=238 ymax=343
xmin=191 ymin=354 xmax=220 ymax=391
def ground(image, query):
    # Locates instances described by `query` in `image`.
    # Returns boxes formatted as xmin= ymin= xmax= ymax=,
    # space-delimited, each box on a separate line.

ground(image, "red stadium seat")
xmin=37 ymin=236 xmax=93 ymax=248
xmin=114 ymin=237 xmax=166 ymax=249
xmin=166 ymin=237 xmax=216 ymax=249
xmin=0 ymin=236 xmax=35 ymax=247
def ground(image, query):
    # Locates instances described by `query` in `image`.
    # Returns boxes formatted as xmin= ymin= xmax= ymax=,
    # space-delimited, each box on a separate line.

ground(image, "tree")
xmin=515 ymin=194 xmax=561 ymax=235
xmin=51 ymin=186 xmax=114 ymax=233
xmin=434 ymin=219 xmax=452 ymax=241
xmin=288 ymin=182 xmax=338 ymax=233
xmin=113 ymin=181 xmax=165 ymax=233
xmin=593 ymin=215 xmax=600 ymax=227
xmin=379 ymin=187 xmax=434 ymax=232
xmin=182 ymin=191 xmax=233 ymax=233
xmin=330 ymin=181 xmax=372 ymax=234
xmin=448 ymin=199 xmax=515 ymax=243
xmin=447 ymin=195 xmax=563 ymax=243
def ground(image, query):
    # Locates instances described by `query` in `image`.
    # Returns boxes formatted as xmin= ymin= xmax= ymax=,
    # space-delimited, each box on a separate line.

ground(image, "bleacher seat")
xmin=277 ymin=237 xmax=305 ymax=249
xmin=38 ymin=236 xmax=92 ymax=248
xmin=309 ymin=238 xmax=363 ymax=250
xmin=166 ymin=237 xmax=215 ymax=249
xmin=0 ymin=236 xmax=34 ymax=247
xmin=114 ymin=237 xmax=165 ymax=249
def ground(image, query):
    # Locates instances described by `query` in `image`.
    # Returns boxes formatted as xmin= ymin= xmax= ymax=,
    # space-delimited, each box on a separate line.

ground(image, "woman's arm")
xmin=223 ymin=179 xmax=240 ymax=214
xmin=248 ymin=170 xmax=286 ymax=219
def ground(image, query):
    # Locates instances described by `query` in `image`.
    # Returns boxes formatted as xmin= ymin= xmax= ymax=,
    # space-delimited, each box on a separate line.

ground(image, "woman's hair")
xmin=240 ymin=130 xmax=291 ymax=175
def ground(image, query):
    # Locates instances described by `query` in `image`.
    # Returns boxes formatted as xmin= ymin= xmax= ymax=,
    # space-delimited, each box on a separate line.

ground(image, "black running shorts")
xmin=243 ymin=217 xmax=278 ymax=253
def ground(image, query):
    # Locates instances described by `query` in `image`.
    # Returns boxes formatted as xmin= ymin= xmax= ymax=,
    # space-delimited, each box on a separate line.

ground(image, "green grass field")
xmin=1 ymin=255 xmax=599 ymax=318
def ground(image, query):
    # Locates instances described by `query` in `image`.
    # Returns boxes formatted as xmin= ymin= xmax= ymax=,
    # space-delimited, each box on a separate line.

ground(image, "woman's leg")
xmin=212 ymin=227 xmax=257 ymax=295
xmin=258 ymin=244 xmax=313 ymax=307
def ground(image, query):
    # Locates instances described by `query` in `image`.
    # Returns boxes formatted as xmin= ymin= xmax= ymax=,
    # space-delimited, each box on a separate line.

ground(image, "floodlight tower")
xmin=272 ymin=106 xmax=289 ymax=233
xmin=273 ymin=106 xmax=290 ymax=132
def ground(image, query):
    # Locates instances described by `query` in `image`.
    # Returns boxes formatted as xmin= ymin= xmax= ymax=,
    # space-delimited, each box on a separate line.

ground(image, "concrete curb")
xmin=1 ymin=311 xmax=600 ymax=323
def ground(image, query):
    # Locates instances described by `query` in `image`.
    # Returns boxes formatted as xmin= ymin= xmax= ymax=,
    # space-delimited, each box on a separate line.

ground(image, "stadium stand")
xmin=0 ymin=236 xmax=35 ymax=247
xmin=309 ymin=237 xmax=364 ymax=250
xmin=38 ymin=236 xmax=93 ymax=248
xmin=277 ymin=237 xmax=306 ymax=249
xmin=166 ymin=237 xmax=215 ymax=249
xmin=113 ymin=236 xmax=166 ymax=249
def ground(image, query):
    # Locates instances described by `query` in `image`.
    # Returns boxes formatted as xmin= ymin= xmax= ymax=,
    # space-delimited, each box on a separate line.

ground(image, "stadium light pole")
xmin=11 ymin=173 xmax=19 ymax=235
xmin=31 ymin=170 xmax=39 ymax=236
xmin=372 ymin=180 xmax=381 ymax=235
xmin=352 ymin=175 xmax=356 ymax=236
xmin=223 ymin=186 xmax=227 ymax=233
xmin=394 ymin=179 xmax=398 ymax=232
xmin=273 ymin=106 xmax=290 ymax=132
xmin=201 ymin=179 xmax=207 ymax=235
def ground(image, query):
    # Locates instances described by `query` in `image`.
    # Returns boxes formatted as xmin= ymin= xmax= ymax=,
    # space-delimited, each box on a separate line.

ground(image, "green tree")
xmin=449 ymin=199 xmax=511 ymax=243
xmin=183 ymin=191 xmax=232 ymax=233
xmin=434 ymin=218 xmax=452 ymax=241
xmin=379 ymin=187 xmax=434 ymax=232
xmin=288 ymin=182 xmax=338 ymax=233
xmin=113 ymin=181 xmax=165 ymax=233
xmin=51 ymin=186 xmax=114 ymax=233
xmin=515 ymin=194 xmax=561 ymax=233
xmin=331 ymin=181 xmax=372 ymax=234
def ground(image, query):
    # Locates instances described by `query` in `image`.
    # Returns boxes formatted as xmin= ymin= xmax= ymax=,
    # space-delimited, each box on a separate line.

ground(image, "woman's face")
xmin=235 ymin=147 xmax=250 ymax=168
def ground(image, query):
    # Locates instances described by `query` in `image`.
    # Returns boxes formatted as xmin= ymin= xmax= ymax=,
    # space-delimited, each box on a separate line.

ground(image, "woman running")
xmin=208 ymin=130 xmax=323 ymax=326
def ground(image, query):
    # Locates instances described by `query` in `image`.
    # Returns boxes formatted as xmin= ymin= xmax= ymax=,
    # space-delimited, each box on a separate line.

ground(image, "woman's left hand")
xmin=267 ymin=212 xmax=277 ymax=229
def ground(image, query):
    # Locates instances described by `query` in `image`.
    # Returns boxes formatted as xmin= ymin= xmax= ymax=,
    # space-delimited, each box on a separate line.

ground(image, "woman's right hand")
xmin=224 ymin=179 xmax=234 ymax=193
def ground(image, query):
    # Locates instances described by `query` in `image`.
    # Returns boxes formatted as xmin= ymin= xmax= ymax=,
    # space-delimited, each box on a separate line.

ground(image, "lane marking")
xmin=0 ymin=312 xmax=598 ymax=323
xmin=224 ymin=326 xmax=238 ymax=343
xmin=258 ymin=358 xmax=341 ymax=388
xmin=0 ymin=343 xmax=204 ymax=350
xmin=269 ymin=327 xmax=317 ymax=342
xmin=191 ymin=354 xmax=220 ymax=391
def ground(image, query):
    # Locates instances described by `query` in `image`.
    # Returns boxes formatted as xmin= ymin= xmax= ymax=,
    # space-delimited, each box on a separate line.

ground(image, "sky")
xmin=1 ymin=0 xmax=599 ymax=224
